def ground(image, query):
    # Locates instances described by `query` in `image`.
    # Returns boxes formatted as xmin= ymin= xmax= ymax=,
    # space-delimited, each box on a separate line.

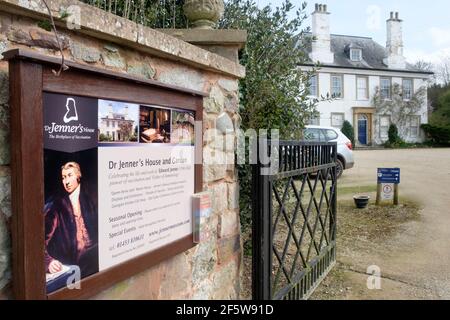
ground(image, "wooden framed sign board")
xmin=5 ymin=49 xmax=205 ymax=300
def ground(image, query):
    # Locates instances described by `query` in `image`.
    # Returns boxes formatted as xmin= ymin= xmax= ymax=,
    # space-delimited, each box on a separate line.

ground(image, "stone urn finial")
xmin=183 ymin=0 xmax=225 ymax=29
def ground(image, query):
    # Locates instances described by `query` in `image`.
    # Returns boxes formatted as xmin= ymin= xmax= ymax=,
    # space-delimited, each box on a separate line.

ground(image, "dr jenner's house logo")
xmin=44 ymin=97 xmax=95 ymax=136
xmin=64 ymin=98 xmax=79 ymax=123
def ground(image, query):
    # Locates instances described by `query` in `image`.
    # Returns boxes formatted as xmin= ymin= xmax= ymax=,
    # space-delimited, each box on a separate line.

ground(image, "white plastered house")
xmin=300 ymin=4 xmax=433 ymax=146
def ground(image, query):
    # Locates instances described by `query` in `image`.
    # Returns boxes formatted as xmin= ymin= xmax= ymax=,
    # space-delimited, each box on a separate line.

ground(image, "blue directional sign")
xmin=377 ymin=168 xmax=401 ymax=184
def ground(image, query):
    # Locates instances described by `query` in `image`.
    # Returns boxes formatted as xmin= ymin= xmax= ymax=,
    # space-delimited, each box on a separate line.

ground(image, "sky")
xmin=256 ymin=0 xmax=450 ymax=64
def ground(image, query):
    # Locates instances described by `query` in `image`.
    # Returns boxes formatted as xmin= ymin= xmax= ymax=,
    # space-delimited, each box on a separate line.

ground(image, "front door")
xmin=358 ymin=115 xmax=368 ymax=145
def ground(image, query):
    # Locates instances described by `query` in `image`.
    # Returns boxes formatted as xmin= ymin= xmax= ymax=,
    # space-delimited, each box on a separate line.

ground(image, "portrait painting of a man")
xmin=44 ymin=161 xmax=99 ymax=291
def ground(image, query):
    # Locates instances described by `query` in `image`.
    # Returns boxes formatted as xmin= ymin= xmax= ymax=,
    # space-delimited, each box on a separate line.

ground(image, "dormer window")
xmin=350 ymin=48 xmax=362 ymax=61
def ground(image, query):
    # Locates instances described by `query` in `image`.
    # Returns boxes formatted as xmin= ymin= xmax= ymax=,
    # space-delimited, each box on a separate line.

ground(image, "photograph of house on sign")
xmin=98 ymin=100 xmax=139 ymax=143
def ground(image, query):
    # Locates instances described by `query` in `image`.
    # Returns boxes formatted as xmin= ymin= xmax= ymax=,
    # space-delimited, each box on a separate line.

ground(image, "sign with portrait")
xmin=42 ymin=93 xmax=197 ymax=293
xmin=6 ymin=49 xmax=204 ymax=299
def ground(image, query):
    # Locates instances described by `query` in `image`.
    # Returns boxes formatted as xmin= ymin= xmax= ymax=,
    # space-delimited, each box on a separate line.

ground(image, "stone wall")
xmin=0 ymin=0 xmax=245 ymax=300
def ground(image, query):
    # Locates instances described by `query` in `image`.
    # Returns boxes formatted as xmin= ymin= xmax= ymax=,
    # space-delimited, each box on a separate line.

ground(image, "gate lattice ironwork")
xmin=252 ymin=140 xmax=338 ymax=300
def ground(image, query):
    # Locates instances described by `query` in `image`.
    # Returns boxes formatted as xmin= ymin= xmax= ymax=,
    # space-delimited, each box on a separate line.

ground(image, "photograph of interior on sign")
xmin=43 ymin=93 xmax=196 ymax=294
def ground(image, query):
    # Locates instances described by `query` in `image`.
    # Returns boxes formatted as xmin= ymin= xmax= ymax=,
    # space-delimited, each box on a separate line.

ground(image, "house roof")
xmin=300 ymin=34 xmax=434 ymax=75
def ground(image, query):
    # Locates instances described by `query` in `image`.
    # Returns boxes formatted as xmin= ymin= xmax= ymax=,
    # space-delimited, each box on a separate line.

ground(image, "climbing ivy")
xmin=372 ymin=83 xmax=426 ymax=140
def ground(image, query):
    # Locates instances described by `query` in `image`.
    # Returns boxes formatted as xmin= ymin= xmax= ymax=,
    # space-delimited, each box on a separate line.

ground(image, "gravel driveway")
xmin=336 ymin=148 xmax=450 ymax=299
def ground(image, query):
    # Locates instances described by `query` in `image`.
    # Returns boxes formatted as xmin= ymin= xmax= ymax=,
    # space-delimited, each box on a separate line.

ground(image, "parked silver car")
xmin=304 ymin=125 xmax=355 ymax=178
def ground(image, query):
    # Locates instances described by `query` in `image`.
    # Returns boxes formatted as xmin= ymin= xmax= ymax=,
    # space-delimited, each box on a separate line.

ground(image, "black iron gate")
xmin=252 ymin=140 xmax=338 ymax=300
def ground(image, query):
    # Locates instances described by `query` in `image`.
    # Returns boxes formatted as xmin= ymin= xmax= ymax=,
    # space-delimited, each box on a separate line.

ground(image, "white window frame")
xmin=379 ymin=115 xmax=391 ymax=140
xmin=331 ymin=74 xmax=344 ymax=99
xmin=331 ymin=113 xmax=345 ymax=128
xmin=356 ymin=76 xmax=369 ymax=100
xmin=308 ymin=114 xmax=320 ymax=126
xmin=309 ymin=74 xmax=318 ymax=97
xmin=350 ymin=49 xmax=362 ymax=62
xmin=380 ymin=78 xmax=392 ymax=100
xmin=402 ymin=79 xmax=414 ymax=101
xmin=409 ymin=115 xmax=421 ymax=138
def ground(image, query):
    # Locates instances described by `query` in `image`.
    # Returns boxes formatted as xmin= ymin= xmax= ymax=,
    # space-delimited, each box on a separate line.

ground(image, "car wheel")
xmin=336 ymin=159 xmax=344 ymax=179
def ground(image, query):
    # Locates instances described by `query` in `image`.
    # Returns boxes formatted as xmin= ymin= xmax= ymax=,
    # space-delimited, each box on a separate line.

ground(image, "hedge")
xmin=421 ymin=124 xmax=450 ymax=145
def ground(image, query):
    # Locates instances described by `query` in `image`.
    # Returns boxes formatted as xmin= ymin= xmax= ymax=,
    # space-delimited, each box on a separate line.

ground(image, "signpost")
xmin=376 ymin=168 xmax=400 ymax=205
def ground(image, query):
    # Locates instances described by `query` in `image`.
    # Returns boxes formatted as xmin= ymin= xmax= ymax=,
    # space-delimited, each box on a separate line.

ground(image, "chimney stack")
xmin=310 ymin=3 xmax=334 ymax=64
xmin=314 ymin=3 xmax=329 ymax=14
xmin=108 ymin=103 xmax=113 ymax=119
xmin=384 ymin=11 xmax=406 ymax=69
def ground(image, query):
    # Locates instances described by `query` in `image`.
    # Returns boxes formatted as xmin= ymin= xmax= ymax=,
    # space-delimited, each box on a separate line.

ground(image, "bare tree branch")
xmin=413 ymin=60 xmax=434 ymax=72
xmin=436 ymin=55 xmax=450 ymax=86
xmin=41 ymin=0 xmax=69 ymax=76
